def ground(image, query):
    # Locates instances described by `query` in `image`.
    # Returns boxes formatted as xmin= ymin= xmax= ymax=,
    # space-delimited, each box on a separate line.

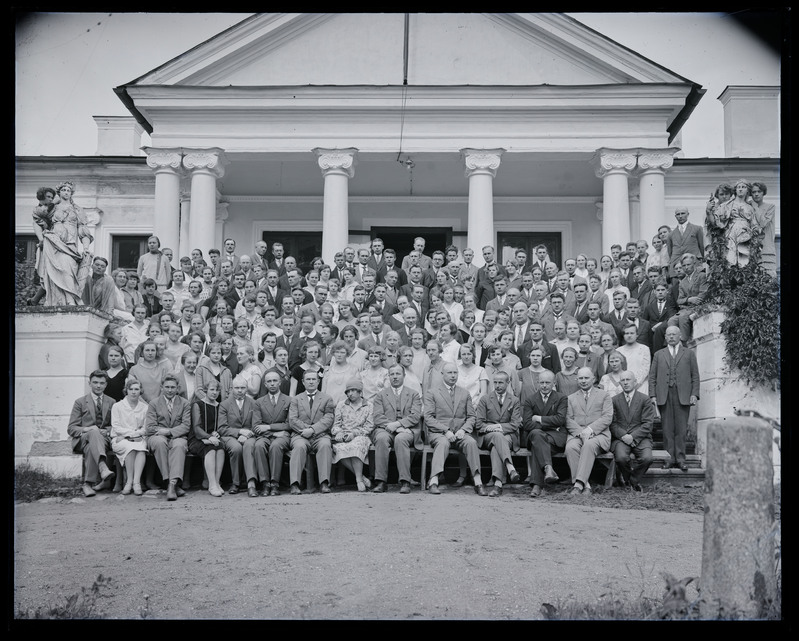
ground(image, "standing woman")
xmin=519 ymin=346 xmax=549 ymax=401
xmin=340 ymin=325 xmax=367 ymax=371
xmin=574 ymin=254 xmax=589 ymax=280
xmin=190 ymin=378 xmax=226 ymax=497
xmin=232 ymin=317 xmax=253 ymax=352
xmin=289 ymin=341 xmax=324 ymax=396
xmin=102 ymin=345 xmax=128 ymax=402
xmin=359 ymin=346 xmax=389 ymax=402
xmin=122 ymin=271 xmax=143 ymax=313
xmin=265 ymin=346 xmax=292 ymax=396
xmin=99 ymin=322 xmax=126 ymax=371
xmin=257 ymin=332 xmax=278 ymax=373
xmin=127 ymin=341 xmax=172 ymax=403
xmin=196 ymin=341 xmax=233 ymax=403
xmin=598 ymin=351 xmax=625 ymax=395
xmin=554 ymin=347 xmax=580 ymax=396
xmin=598 ymin=255 xmax=614 ymax=285
xmin=235 ymin=344 xmax=263 ymax=398
xmin=603 ymin=269 xmax=630 ymax=310
xmin=176 ymin=351 xmax=200 ymax=401
xmin=110 ymin=269 xmax=135 ymax=322
xmin=598 ymin=332 xmax=627 ymax=375
xmin=456 ymin=342 xmax=489 ymax=407
xmin=331 ymin=379 xmax=375 ymax=492
xmin=322 ymin=340 xmax=359 ymax=404
xmin=751 ymin=181 xmax=777 ymax=277
xmin=110 ymin=377 xmax=149 ymax=495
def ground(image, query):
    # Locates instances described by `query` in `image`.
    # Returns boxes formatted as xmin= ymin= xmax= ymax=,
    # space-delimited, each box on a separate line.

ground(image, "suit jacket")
xmin=217 ymin=395 xmax=257 ymax=438
xmin=603 ymin=309 xmax=630 ymax=341
xmin=423 ymin=385 xmax=476 ymax=436
xmin=377 ymin=267 xmax=407 ymax=288
xmin=676 ymin=270 xmax=708 ymax=309
xmin=520 ymin=390 xmax=568 ymax=447
xmin=667 ymin=222 xmax=705 ymax=275
xmin=565 ymin=388 xmax=613 ymax=440
xmin=539 ymin=310 xmax=576 ymax=343
xmin=569 ymin=299 xmax=591 ymax=325
xmin=288 ymin=390 xmax=336 ymax=436
xmin=357 ymin=327 xmax=393 ymax=351
xmin=610 ymin=390 xmax=657 ymax=451
xmin=641 ymin=297 xmax=678 ymax=330
xmin=574 ymin=351 xmax=604 ymax=383
xmin=648 ymin=345 xmax=700 ymax=406
xmin=268 ymin=259 xmax=288 ymax=276
xmin=261 ymin=286 xmax=289 ymax=311
xmin=142 ymin=294 xmax=162 ymax=319
xmin=278 ymin=332 xmax=323 ymax=370
xmin=252 ymin=392 xmax=292 ymax=437
xmin=372 ymin=385 xmax=424 ymax=450
xmin=223 ymin=254 xmax=241 ymax=272
xmin=622 ymin=318 xmax=653 ymax=351
xmin=423 ymin=267 xmax=453 ymax=291
xmin=587 ymin=288 xmax=609 ymax=316
xmin=401 ymin=253 xmax=433 ymax=273
xmin=474 ymin=392 xmax=522 ymax=451
xmin=475 ymin=280 xmax=496 ymax=309
xmin=298 ymin=301 xmax=324 ymax=323
xmin=518 ymin=338 xmax=562 ymax=373
xmin=66 ymin=393 xmax=114 ymax=452
xmin=366 ymin=253 xmax=387 ymax=277
xmin=365 ymin=299 xmax=398 ymax=323
xmin=631 ymin=279 xmax=652 ymax=304
xmin=144 ymin=395 xmax=191 ymax=439
xmin=485 ymin=295 xmax=511 ymax=314
xmin=352 ymin=263 xmax=374 ymax=283
xmin=580 ymin=319 xmax=616 ymax=340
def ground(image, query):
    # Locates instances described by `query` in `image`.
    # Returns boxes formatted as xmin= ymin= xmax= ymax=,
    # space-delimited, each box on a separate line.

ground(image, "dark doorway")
xmin=498 ymin=232 xmax=562 ymax=271
xmin=261 ymin=231 xmax=323 ymax=276
xmin=372 ymin=227 xmax=452 ymax=267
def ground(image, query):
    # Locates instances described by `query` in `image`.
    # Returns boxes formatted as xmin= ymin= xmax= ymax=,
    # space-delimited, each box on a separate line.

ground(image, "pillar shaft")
xmin=144 ymin=148 xmax=182 ymax=263
xmin=314 ymin=148 xmax=357 ymax=265
xmin=183 ymin=149 xmax=227 ymax=258
xmin=593 ymin=149 xmax=637 ymax=253
xmin=461 ymin=148 xmax=504 ymax=266
xmin=179 ymin=191 xmax=191 ymax=262
xmin=637 ymin=149 xmax=677 ymax=244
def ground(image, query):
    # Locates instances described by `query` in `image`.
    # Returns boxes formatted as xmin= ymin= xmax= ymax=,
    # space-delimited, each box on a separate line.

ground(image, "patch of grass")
xmin=14 ymin=463 xmax=82 ymax=502
xmin=16 ymin=574 xmax=115 ymax=619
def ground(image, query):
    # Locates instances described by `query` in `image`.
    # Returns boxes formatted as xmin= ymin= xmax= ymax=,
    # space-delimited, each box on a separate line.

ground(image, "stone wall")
xmin=15 ymin=308 xmax=112 ymax=475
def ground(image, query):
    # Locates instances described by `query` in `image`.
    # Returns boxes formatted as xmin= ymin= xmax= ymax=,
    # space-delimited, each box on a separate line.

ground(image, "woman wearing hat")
xmin=331 ymin=378 xmax=375 ymax=491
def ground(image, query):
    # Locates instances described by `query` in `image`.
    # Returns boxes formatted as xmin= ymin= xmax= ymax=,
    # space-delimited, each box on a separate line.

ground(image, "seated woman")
xmin=110 ymin=376 xmax=149 ymax=495
xmin=190 ymin=378 xmax=226 ymax=497
xmin=102 ymin=344 xmax=128 ymax=403
xmin=99 ymin=322 xmax=125 ymax=371
xmin=331 ymin=378 xmax=375 ymax=492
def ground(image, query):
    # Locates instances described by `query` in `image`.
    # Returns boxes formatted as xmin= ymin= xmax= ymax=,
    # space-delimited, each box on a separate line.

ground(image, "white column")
xmin=461 ymin=148 xmax=504 ymax=267
xmin=637 ymin=148 xmax=677 ymax=244
xmin=593 ymin=148 xmax=637 ymax=253
xmin=215 ymin=202 xmax=229 ymax=254
xmin=629 ymin=183 xmax=641 ymax=243
xmin=178 ymin=189 xmax=191 ymax=260
xmin=313 ymin=147 xmax=358 ymax=265
xmin=144 ymin=147 xmax=183 ymax=263
xmin=183 ymin=148 xmax=227 ymax=258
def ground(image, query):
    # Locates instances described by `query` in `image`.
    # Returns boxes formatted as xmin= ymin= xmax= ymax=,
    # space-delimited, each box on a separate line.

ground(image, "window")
xmin=15 ymin=235 xmax=38 ymax=285
xmin=262 ymin=232 xmax=323 ymax=275
xmin=112 ymin=236 xmax=149 ymax=271
xmin=498 ymin=232 xmax=562 ymax=271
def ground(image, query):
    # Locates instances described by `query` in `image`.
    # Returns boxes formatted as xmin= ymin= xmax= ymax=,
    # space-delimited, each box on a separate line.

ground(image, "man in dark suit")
xmin=642 ymin=280 xmax=678 ymax=353
xmin=252 ymin=370 xmax=292 ymax=496
xmin=145 ymin=373 xmax=191 ymax=500
xmin=423 ymin=362 xmax=487 ymax=495
xmin=288 ymin=370 xmax=336 ymax=494
xmin=66 ymin=370 xmax=117 ymax=497
xmin=329 ymin=251 xmax=349 ymax=284
xmin=400 ymin=281 xmax=428 ymax=322
xmin=621 ymin=298 xmax=652 ymax=351
xmin=218 ymin=376 xmax=260 ymax=497
xmin=518 ymin=321 xmax=562 ymax=372
xmin=261 ymin=269 xmax=288 ymax=310
xmin=540 ymin=292 xmax=576 ymax=343
xmin=610 ymin=370 xmax=657 ymax=490
xmin=521 ymin=369 xmax=568 ymax=497
xmin=564 ymin=368 xmax=613 ymax=495
xmin=603 ymin=290 xmax=630 ymax=340
xmin=422 ymin=251 xmax=448 ymax=290
xmin=474 ymin=371 xmax=522 ymax=496
xmin=380 ymin=250 xmax=407 ymax=288
xmin=635 ymin=266 xmax=662 ymax=311
xmin=628 ymin=265 xmax=650 ymax=302
xmin=366 ymin=237 xmax=387 ymax=277
xmin=649 ymin=326 xmax=699 ymax=471
xmin=267 ymin=241 xmax=287 ymax=276
xmin=365 ymin=283 xmax=397 ymax=321
xmin=668 ymin=253 xmax=708 ymax=344
xmin=581 ymin=301 xmax=615 ymax=339
xmin=667 ymin=206 xmax=705 ymax=277
xmin=371 ymin=364 xmax=423 ymax=494
xmin=569 ymin=282 xmax=591 ymax=324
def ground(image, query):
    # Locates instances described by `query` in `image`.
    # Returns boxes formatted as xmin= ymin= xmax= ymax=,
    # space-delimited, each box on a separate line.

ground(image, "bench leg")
xmin=604 ymin=457 xmax=616 ymax=489
xmin=420 ymin=450 xmax=428 ymax=491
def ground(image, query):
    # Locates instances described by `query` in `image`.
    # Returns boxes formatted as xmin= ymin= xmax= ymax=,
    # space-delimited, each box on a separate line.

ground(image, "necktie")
xmin=626 ymin=394 xmax=632 ymax=406
xmin=449 ymin=386 xmax=456 ymax=402
xmin=658 ymin=301 xmax=664 ymax=315
xmin=95 ymin=396 xmax=103 ymax=427
xmin=272 ymin=395 xmax=277 ymax=407
xmin=308 ymin=394 xmax=314 ymax=412
xmin=617 ymin=311 xmax=622 ymax=321
xmin=584 ymin=391 xmax=589 ymax=403
xmin=395 ymin=387 xmax=401 ymax=399
xmin=515 ymin=325 xmax=522 ymax=350
xmin=167 ymin=399 xmax=173 ymax=422
xmin=498 ymin=395 xmax=504 ymax=407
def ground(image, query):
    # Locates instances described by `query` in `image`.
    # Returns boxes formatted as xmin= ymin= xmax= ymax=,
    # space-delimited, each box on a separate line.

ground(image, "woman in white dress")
xmin=456 ymin=342 xmax=489 ymax=407
xmin=440 ymin=285 xmax=464 ymax=331
xmin=331 ymin=379 xmax=374 ymax=492
xmin=110 ymin=377 xmax=149 ymax=495
xmin=574 ymin=254 xmax=590 ymax=280
xmin=340 ymin=325 xmax=367 ymax=372
xmin=110 ymin=269 xmax=134 ymax=322
xmin=603 ymin=269 xmax=630 ymax=310
xmin=322 ymin=341 xmax=359 ymax=404
xmin=599 ymin=351 xmax=625 ymax=395
xmin=235 ymin=344 xmax=262 ymax=399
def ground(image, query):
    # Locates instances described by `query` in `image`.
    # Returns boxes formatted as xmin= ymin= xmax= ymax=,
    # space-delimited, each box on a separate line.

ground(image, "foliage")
xmin=14 ymin=463 xmax=82 ymax=502
xmin=16 ymin=574 xmax=115 ymax=619
xmin=698 ymin=216 xmax=780 ymax=389
xmin=15 ymin=260 xmax=38 ymax=310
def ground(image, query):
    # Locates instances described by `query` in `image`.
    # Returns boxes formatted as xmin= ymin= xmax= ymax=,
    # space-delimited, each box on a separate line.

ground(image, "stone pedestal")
xmin=693 ymin=312 xmax=781 ymax=483
xmin=15 ymin=308 xmax=111 ymax=476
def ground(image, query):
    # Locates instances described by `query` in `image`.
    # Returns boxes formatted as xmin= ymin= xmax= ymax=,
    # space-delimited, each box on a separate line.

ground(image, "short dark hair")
xmin=88 ymin=369 xmax=108 ymax=382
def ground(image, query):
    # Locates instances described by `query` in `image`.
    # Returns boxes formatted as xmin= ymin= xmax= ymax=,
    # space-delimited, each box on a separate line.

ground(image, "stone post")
xmin=184 ymin=148 xmax=227 ymax=258
xmin=700 ymin=418 xmax=777 ymax=618
xmin=461 ymin=148 xmax=504 ymax=267
xmin=593 ymin=148 xmax=637 ymax=253
xmin=144 ymin=147 xmax=183 ymax=263
xmin=314 ymin=148 xmax=358 ymax=266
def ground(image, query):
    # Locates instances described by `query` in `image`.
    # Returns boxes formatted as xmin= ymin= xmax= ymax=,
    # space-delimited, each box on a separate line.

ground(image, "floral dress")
xmin=331 ymin=399 xmax=374 ymax=464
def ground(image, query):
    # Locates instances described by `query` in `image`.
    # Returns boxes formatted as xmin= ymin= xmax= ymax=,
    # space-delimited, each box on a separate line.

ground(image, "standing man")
xmin=474 ymin=371 xmax=522 ymax=497
xmin=423 ymin=362 xmax=487 ymax=495
xmin=145 ymin=373 xmax=191 ymax=501
xmin=457 ymin=247 xmax=479 ymax=286
xmin=82 ymin=256 xmax=116 ymax=314
xmin=251 ymin=371 xmax=293 ymax=496
xmin=667 ymin=207 xmax=704 ymax=277
xmin=288 ymin=370 xmax=336 ymax=494
xmin=366 ymin=237 xmax=387 ymax=276
xmin=642 ymin=279 xmax=677 ymax=354
xmin=649 ymin=326 xmax=699 ymax=472
xmin=532 ymin=244 xmax=549 ymax=274
xmin=223 ymin=238 xmax=240 ymax=272
xmin=521 ymin=369 xmax=568 ymax=498
xmin=218 ymin=376 xmax=260 ymax=497
xmin=610 ymin=371 xmax=656 ymax=491
xmin=137 ymin=236 xmax=171 ymax=292
xmin=401 ymin=237 xmax=433 ymax=272
xmin=371 ymin=364 xmax=423 ymax=494
xmin=67 ymin=370 xmax=117 ymax=497
xmin=269 ymin=242 xmax=287 ymax=276
xmin=564 ymin=367 xmax=613 ymax=495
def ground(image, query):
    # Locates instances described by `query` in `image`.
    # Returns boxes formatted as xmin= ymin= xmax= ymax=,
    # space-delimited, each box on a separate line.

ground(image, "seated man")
xmin=66 ymin=370 xmax=117 ymax=497
xmin=474 ymin=371 xmax=522 ymax=497
xmin=610 ymin=371 xmax=657 ymax=491
xmin=218 ymin=376 xmax=260 ymax=497
xmin=423 ymin=362 xmax=487 ymax=496
xmin=252 ymin=370 xmax=293 ymax=496
xmin=564 ymin=367 xmax=613 ymax=495
xmin=145 ymin=373 xmax=191 ymax=500
xmin=521 ymin=369 xmax=568 ymax=498
xmin=288 ymin=370 xmax=336 ymax=494
xmin=371 ymin=363 xmax=423 ymax=494
xmin=667 ymin=253 xmax=708 ymax=344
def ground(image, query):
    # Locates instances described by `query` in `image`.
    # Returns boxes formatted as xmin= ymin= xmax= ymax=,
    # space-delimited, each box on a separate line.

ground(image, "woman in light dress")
xmin=751 ymin=181 xmax=777 ymax=277
xmin=110 ymin=377 xmax=149 ymax=495
xmin=598 ymin=255 xmax=614 ymax=286
xmin=322 ymin=340 xmax=359 ymax=404
xmin=190 ymin=378 xmax=226 ymax=497
xmin=110 ymin=269 xmax=135 ymax=322
xmin=331 ymin=379 xmax=374 ymax=492
xmin=340 ymin=325 xmax=367 ymax=371
xmin=456 ymin=342 xmax=489 ymax=407
xmin=235 ymin=344 xmax=263 ymax=398
xmin=574 ymin=254 xmax=590 ymax=280
xmin=554 ymin=347 xmax=580 ymax=396
xmin=599 ymin=351 xmax=625 ymax=394
xmin=603 ymin=269 xmax=631 ymax=310
xmin=359 ymin=346 xmax=389 ymax=402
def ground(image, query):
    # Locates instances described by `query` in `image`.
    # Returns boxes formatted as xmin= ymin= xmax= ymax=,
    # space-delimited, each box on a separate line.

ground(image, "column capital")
xmin=182 ymin=148 xmax=228 ymax=178
xmin=313 ymin=147 xmax=358 ymax=178
xmin=143 ymin=147 xmax=183 ymax=173
xmin=592 ymin=148 xmax=638 ymax=178
xmin=636 ymin=147 xmax=679 ymax=174
xmin=216 ymin=202 xmax=230 ymax=222
xmin=460 ymin=148 xmax=505 ymax=178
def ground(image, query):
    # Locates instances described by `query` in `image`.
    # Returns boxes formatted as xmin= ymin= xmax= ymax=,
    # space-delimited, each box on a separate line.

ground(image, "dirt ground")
xmin=13 ymin=483 xmax=704 ymax=620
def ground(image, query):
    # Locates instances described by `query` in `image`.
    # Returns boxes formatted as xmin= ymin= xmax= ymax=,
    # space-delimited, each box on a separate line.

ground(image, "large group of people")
xmin=45 ymin=178 xmax=775 ymax=499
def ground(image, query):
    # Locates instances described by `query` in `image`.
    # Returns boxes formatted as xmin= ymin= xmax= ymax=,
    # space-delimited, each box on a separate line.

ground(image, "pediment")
xmin=128 ymin=13 xmax=692 ymax=88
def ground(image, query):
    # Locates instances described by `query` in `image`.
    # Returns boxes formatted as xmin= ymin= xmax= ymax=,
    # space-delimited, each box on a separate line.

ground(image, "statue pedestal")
xmin=15 ymin=307 xmax=112 ymax=476
xmin=693 ymin=312 xmax=781 ymax=483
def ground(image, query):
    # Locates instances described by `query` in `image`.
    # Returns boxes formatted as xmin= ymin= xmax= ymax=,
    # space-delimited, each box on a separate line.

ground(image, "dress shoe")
xmin=356 ymin=481 xmax=366 ymax=492
xmin=248 ymin=484 xmax=259 ymax=497
xmin=228 ymin=486 xmax=240 ymax=495
xmin=474 ymin=484 xmax=488 ymax=496
xmin=320 ymin=481 xmax=331 ymax=494
xmin=166 ymin=480 xmax=178 ymax=501
xmin=99 ymin=465 xmax=115 ymax=481
xmin=428 ymin=483 xmax=441 ymax=495
xmin=121 ymin=485 xmax=133 ymax=495
xmin=175 ymin=485 xmax=186 ymax=497
xmin=410 ymin=479 xmax=421 ymax=487
xmin=678 ymin=462 xmax=689 ymax=472
xmin=270 ymin=485 xmax=281 ymax=496
xmin=508 ymin=469 xmax=520 ymax=484
xmin=569 ymin=484 xmax=584 ymax=496
xmin=582 ymin=486 xmax=592 ymax=496
xmin=524 ymin=475 xmax=533 ymax=484
xmin=488 ymin=485 xmax=503 ymax=497
xmin=290 ymin=484 xmax=302 ymax=496
xmin=530 ymin=485 xmax=542 ymax=498
xmin=81 ymin=483 xmax=96 ymax=498
xmin=372 ymin=480 xmax=387 ymax=493
xmin=363 ymin=477 xmax=372 ymax=489
xmin=544 ymin=465 xmax=559 ymax=484
xmin=92 ymin=476 xmax=113 ymax=492
xmin=399 ymin=481 xmax=411 ymax=494
xmin=133 ymin=483 xmax=143 ymax=496
xmin=632 ymin=483 xmax=643 ymax=492
xmin=450 ymin=477 xmax=465 ymax=488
